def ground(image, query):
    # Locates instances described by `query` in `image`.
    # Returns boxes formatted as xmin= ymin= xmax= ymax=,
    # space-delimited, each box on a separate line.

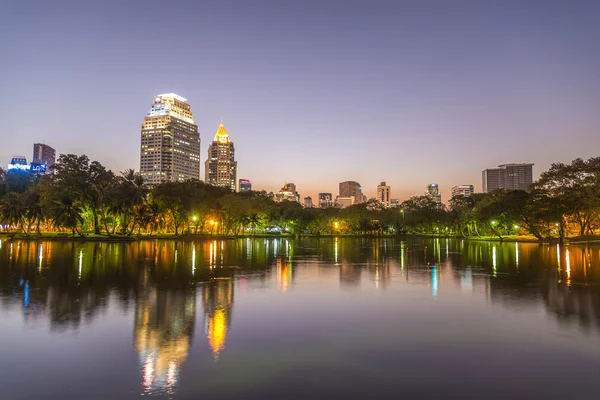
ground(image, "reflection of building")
xmin=203 ymin=279 xmax=234 ymax=359
xmin=239 ymin=179 xmax=251 ymax=192
xmin=205 ymin=121 xmax=237 ymax=191
xmin=318 ymin=193 xmax=333 ymax=208
xmin=275 ymin=182 xmax=300 ymax=203
xmin=33 ymin=143 xmax=56 ymax=172
xmin=482 ymin=163 xmax=534 ymax=192
xmin=140 ymin=93 xmax=201 ymax=185
xmin=134 ymin=287 xmax=196 ymax=395
xmin=451 ymin=185 xmax=474 ymax=198
xmin=426 ymin=183 xmax=442 ymax=205
xmin=377 ymin=181 xmax=391 ymax=207
xmin=339 ymin=181 xmax=366 ymax=204
xmin=304 ymin=196 xmax=313 ymax=208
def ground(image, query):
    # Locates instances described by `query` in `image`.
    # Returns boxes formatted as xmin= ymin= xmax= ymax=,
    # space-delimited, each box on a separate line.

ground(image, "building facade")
xmin=451 ymin=185 xmax=475 ymax=198
xmin=32 ymin=143 xmax=56 ymax=172
xmin=339 ymin=181 xmax=366 ymax=204
xmin=482 ymin=163 xmax=534 ymax=192
xmin=427 ymin=183 xmax=442 ymax=205
xmin=335 ymin=196 xmax=355 ymax=208
xmin=205 ymin=121 xmax=237 ymax=191
xmin=275 ymin=182 xmax=300 ymax=203
xmin=304 ymin=197 xmax=313 ymax=208
xmin=239 ymin=179 xmax=251 ymax=192
xmin=318 ymin=193 xmax=333 ymax=208
xmin=140 ymin=93 xmax=201 ymax=185
xmin=376 ymin=181 xmax=391 ymax=207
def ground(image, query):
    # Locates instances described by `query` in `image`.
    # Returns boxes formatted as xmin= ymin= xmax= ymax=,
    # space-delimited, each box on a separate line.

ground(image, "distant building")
xmin=32 ymin=143 xmax=56 ymax=172
xmin=140 ymin=93 xmax=201 ymax=185
xmin=304 ymin=197 xmax=313 ymax=208
xmin=391 ymin=199 xmax=400 ymax=208
xmin=7 ymin=156 xmax=28 ymax=171
xmin=376 ymin=181 xmax=391 ymax=207
xmin=239 ymin=179 xmax=251 ymax=192
xmin=318 ymin=193 xmax=333 ymax=208
xmin=451 ymin=185 xmax=475 ymax=198
xmin=426 ymin=183 xmax=442 ymax=205
xmin=339 ymin=181 xmax=365 ymax=205
xmin=482 ymin=163 xmax=534 ymax=192
xmin=335 ymin=196 xmax=355 ymax=208
xmin=205 ymin=121 xmax=237 ymax=191
xmin=275 ymin=182 xmax=300 ymax=203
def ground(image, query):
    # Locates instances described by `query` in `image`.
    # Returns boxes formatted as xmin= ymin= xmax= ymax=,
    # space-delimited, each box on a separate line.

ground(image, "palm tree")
xmin=52 ymin=195 xmax=84 ymax=236
xmin=0 ymin=192 xmax=26 ymax=231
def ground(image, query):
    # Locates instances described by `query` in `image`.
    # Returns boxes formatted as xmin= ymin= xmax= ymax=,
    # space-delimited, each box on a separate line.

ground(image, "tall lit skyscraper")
xmin=339 ymin=181 xmax=366 ymax=204
xmin=205 ymin=121 xmax=237 ymax=191
xmin=32 ymin=143 xmax=56 ymax=172
xmin=140 ymin=94 xmax=201 ymax=185
xmin=427 ymin=183 xmax=442 ymax=205
xmin=376 ymin=181 xmax=391 ymax=207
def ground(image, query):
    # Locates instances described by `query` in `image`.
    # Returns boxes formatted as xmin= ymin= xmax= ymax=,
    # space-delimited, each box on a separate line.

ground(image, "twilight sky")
xmin=2 ymin=0 xmax=599 ymax=203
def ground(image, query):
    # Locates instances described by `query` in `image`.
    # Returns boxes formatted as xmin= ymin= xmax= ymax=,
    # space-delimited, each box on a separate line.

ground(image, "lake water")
xmin=0 ymin=237 xmax=599 ymax=399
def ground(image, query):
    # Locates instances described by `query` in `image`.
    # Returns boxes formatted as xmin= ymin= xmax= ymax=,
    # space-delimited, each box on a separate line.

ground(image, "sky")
xmin=2 ymin=0 xmax=599 ymax=203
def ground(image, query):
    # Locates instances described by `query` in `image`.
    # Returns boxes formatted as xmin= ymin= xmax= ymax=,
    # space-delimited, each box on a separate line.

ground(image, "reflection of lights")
xmin=492 ymin=246 xmax=497 ymax=277
xmin=566 ymin=248 xmax=571 ymax=286
xmin=400 ymin=242 xmax=405 ymax=271
xmin=143 ymin=355 xmax=155 ymax=391
xmin=23 ymin=281 xmax=30 ymax=307
xmin=38 ymin=244 xmax=43 ymax=270
xmin=167 ymin=361 xmax=177 ymax=389
xmin=78 ymin=249 xmax=83 ymax=279
xmin=431 ymin=266 xmax=438 ymax=297
xmin=174 ymin=249 xmax=178 ymax=264
xmin=515 ymin=242 xmax=519 ymax=268
xmin=209 ymin=241 xmax=215 ymax=268
xmin=191 ymin=244 xmax=196 ymax=275
xmin=556 ymin=244 xmax=561 ymax=271
xmin=208 ymin=310 xmax=227 ymax=358
xmin=334 ymin=238 xmax=338 ymax=264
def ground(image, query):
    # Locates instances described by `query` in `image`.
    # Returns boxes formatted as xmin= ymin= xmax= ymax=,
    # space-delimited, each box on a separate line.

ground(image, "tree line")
xmin=0 ymin=154 xmax=599 ymax=240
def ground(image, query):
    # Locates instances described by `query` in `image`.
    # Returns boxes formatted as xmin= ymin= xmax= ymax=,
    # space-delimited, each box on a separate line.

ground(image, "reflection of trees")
xmin=134 ymin=286 xmax=196 ymax=396
xmin=202 ymin=279 xmax=234 ymax=359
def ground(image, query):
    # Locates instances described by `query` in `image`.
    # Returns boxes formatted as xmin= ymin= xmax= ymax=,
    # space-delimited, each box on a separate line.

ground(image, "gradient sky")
xmin=2 ymin=0 xmax=599 ymax=202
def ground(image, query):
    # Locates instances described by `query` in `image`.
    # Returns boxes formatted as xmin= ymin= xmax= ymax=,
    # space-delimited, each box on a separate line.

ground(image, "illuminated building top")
xmin=213 ymin=121 xmax=230 ymax=144
xmin=147 ymin=93 xmax=195 ymax=124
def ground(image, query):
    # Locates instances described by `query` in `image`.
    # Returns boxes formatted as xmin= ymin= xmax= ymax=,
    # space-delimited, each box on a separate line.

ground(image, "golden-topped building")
xmin=140 ymin=93 xmax=201 ymax=185
xmin=204 ymin=121 xmax=237 ymax=191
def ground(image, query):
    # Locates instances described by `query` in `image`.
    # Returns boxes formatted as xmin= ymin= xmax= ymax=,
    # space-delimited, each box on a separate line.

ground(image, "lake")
xmin=0 ymin=237 xmax=599 ymax=399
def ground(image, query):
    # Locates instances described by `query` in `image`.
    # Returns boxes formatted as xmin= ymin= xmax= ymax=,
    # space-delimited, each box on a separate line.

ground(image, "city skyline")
xmin=2 ymin=1 xmax=600 ymax=202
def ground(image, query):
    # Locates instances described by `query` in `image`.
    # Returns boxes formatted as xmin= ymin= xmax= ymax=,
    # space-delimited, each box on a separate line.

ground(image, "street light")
xmin=491 ymin=220 xmax=497 ymax=226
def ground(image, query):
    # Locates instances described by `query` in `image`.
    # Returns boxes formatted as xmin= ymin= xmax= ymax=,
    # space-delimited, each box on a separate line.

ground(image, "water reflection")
xmin=1 ymin=238 xmax=600 ymax=398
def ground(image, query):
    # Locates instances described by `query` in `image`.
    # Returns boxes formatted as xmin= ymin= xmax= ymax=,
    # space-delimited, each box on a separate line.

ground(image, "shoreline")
xmin=0 ymin=232 xmax=596 ymax=244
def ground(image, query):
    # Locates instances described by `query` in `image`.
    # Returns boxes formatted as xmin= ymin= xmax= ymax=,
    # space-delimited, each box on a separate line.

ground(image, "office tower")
xmin=205 ymin=121 xmax=237 ymax=191
xmin=482 ymin=163 xmax=534 ymax=192
xmin=32 ymin=143 xmax=56 ymax=172
xmin=335 ymin=196 xmax=355 ymax=208
xmin=318 ymin=193 xmax=333 ymax=208
xmin=451 ymin=185 xmax=475 ymax=198
xmin=339 ymin=181 xmax=365 ymax=204
xmin=275 ymin=182 xmax=300 ymax=202
xmin=304 ymin=197 xmax=313 ymax=208
xmin=140 ymin=93 xmax=201 ymax=185
xmin=427 ymin=183 xmax=442 ymax=205
xmin=377 ymin=181 xmax=391 ymax=207
xmin=239 ymin=179 xmax=251 ymax=192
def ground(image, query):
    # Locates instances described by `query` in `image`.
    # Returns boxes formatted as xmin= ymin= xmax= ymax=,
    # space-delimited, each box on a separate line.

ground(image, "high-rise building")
xmin=318 ymin=193 xmax=333 ymax=208
xmin=391 ymin=199 xmax=400 ymax=208
xmin=140 ymin=94 xmax=201 ymax=185
xmin=335 ymin=196 xmax=355 ymax=208
xmin=205 ymin=121 xmax=237 ymax=191
xmin=275 ymin=182 xmax=300 ymax=203
xmin=376 ymin=181 xmax=391 ymax=207
xmin=239 ymin=179 xmax=251 ymax=192
xmin=426 ymin=184 xmax=442 ymax=205
xmin=304 ymin=197 xmax=313 ymax=208
xmin=451 ymin=185 xmax=475 ymax=198
xmin=339 ymin=181 xmax=365 ymax=205
xmin=32 ymin=143 xmax=56 ymax=172
xmin=482 ymin=163 xmax=534 ymax=192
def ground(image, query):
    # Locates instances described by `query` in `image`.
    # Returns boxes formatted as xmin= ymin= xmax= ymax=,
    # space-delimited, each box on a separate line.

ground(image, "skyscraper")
xmin=427 ymin=183 xmax=442 ymax=205
xmin=32 ymin=143 xmax=56 ymax=172
xmin=318 ymin=193 xmax=333 ymax=208
xmin=376 ymin=181 xmax=391 ymax=207
xmin=140 ymin=94 xmax=200 ymax=185
xmin=451 ymin=185 xmax=475 ymax=198
xmin=339 ymin=181 xmax=365 ymax=204
xmin=239 ymin=179 xmax=251 ymax=192
xmin=275 ymin=182 xmax=300 ymax=203
xmin=205 ymin=121 xmax=237 ymax=191
xmin=482 ymin=163 xmax=534 ymax=192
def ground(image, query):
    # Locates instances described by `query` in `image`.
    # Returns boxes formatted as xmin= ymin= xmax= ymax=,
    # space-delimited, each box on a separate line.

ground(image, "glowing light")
xmin=431 ymin=266 xmax=438 ymax=297
xmin=78 ymin=249 xmax=83 ymax=279
xmin=191 ymin=244 xmax=196 ymax=276
xmin=38 ymin=244 xmax=43 ymax=271
xmin=334 ymin=221 xmax=339 ymax=230
xmin=491 ymin=220 xmax=497 ymax=226
xmin=207 ymin=310 xmax=227 ymax=358
xmin=192 ymin=216 xmax=197 ymax=222
xmin=556 ymin=244 xmax=561 ymax=270
xmin=514 ymin=224 xmax=519 ymax=229
xmin=492 ymin=246 xmax=497 ymax=277
xmin=566 ymin=248 xmax=571 ymax=286
xmin=515 ymin=242 xmax=519 ymax=268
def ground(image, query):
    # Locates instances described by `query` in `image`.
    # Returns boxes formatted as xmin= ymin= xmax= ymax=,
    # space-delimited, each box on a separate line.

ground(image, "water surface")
xmin=1 ymin=238 xmax=599 ymax=399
